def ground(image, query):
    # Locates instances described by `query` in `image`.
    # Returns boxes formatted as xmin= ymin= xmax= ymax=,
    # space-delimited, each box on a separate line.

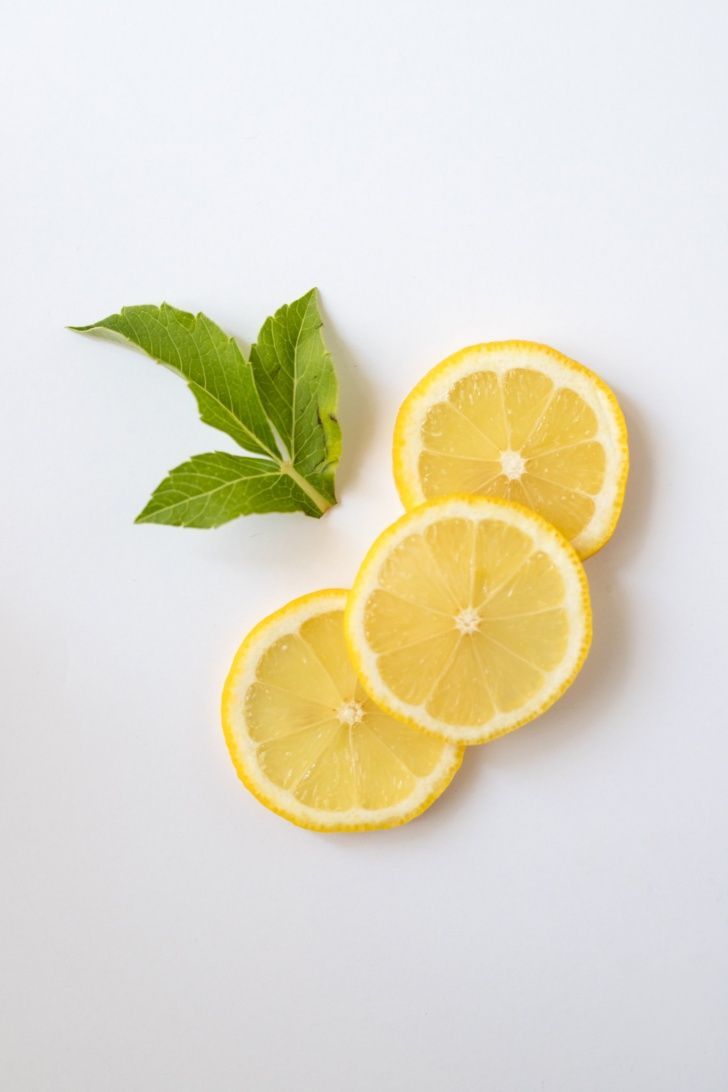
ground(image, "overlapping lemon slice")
xmin=222 ymin=590 xmax=462 ymax=830
xmin=394 ymin=341 xmax=628 ymax=558
xmin=345 ymin=496 xmax=591 ymax=745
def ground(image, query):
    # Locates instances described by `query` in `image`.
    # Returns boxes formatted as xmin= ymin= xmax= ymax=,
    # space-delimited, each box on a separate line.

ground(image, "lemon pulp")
xmin=346 ymin=497 xmax=591 ymax=745
xmin=394 ymin=342 xmax=629 ymax=558
xmin=223 ymin=591 xmax=462 ymax=830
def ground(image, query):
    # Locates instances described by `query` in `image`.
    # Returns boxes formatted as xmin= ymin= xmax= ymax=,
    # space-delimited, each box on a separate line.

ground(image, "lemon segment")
xmin=345 ymin=497 xmax=592 ymax=746
xmin=394 ymin=341 xmax=629 ymax=558
xmin=222 ymin=590 xmax=462 ymax=831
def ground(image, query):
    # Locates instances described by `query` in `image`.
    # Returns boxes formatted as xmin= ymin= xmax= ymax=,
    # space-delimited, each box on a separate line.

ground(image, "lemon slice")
xmin=394 ymin=341 xmax=629 ymax=558
xmin=222 ymin=590 xmax=462 ymax=831
xmin=345 ymin=497 xmax=591 ymax=746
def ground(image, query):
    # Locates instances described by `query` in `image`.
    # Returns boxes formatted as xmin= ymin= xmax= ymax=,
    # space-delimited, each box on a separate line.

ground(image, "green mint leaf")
xmin=70 ymin=304 xmax=281 ymax=459
xmin=135 ymin=452 xmax=322 ymax=527
xmin=70 ymin=290 xmax=342 ymax=524
xmin=250 ymin=288 xmax=341 ymax=505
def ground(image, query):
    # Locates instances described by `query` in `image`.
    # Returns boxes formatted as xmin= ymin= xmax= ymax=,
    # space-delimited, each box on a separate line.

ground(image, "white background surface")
xmin=2 ymin=2 xmax=727 ymax=1089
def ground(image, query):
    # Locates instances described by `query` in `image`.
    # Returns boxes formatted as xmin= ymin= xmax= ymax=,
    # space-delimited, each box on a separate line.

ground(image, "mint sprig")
xmin=71 ymin=289 xmax=341 ymax=526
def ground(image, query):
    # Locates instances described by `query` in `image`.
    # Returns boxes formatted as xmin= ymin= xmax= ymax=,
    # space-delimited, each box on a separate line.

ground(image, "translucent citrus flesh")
xmin=226 ymin=598 xmax=459 ymax=826
xmin=415 ymin=367 xmax=608 ymax=543
xmin=361 ymin=514 xmax=575 ymax=730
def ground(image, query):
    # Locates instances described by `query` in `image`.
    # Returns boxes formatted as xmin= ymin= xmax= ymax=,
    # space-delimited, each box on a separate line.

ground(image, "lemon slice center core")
xmin=337 ymin=699 xmax=365 ymax=727
xmin=454 ymin=606 xmax=481 ymax=635
xmin=500 ymin=449 xmax=525 ymax=480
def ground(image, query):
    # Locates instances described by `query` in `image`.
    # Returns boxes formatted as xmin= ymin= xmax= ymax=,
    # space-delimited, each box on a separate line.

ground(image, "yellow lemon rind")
xmin=344 ymin=496 xmax=592 ymax=747
xmin=222 ymin=588 xmax=464 ymax=832
xmin=393 ymin=340 xmax=629 ymax=560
